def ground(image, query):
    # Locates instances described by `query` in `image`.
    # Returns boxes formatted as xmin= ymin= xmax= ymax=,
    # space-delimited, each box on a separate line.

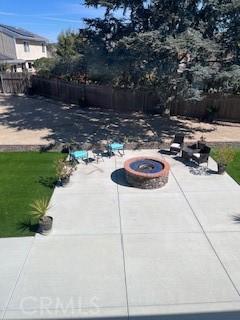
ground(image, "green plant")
xmin=30 ymin=198 xmax=51 ymax=220
xmin=206 ymin=106 xmax=219 ymax=115
xmin=214 ymin=147 xmax=235 ymax=166
xmin=55 ymin=158 xmax=72 ymax=180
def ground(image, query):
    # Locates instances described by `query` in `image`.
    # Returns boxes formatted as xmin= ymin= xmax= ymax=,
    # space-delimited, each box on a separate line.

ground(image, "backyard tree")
xmin=56 ymin=30 xmax=79 ymax=60
xmin=34 ymin=57 xmax=56 ymax=77
xmin=49 ymin=0 xmax=240 ymax=113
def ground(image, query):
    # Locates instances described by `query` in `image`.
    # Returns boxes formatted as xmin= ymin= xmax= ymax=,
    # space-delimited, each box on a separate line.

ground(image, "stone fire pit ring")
xmin=124 ymin=156 xmax=170 ymax=189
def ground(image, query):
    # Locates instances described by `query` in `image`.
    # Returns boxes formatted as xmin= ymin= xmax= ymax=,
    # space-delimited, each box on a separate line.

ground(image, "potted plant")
xmin=61 ymin=139 xmax=77 ymax=154
xmin=214 ymin=146 xmax=235 ymax=174
xmin=55 ymin=158 xmax=73 ymax=186
xmin=203 ymin=105 xmax=219 ymax=123
xmin=30 ymin=198 xmax=52 ymax=235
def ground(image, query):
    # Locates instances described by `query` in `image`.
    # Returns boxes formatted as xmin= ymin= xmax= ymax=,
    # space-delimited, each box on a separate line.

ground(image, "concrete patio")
xmin=1 ymin=150 xmax=240 ymax=319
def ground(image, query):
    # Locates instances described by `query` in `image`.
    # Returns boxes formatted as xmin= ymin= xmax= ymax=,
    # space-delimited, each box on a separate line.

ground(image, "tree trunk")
xmin=163 ymin=95 xmax=175 ymax=118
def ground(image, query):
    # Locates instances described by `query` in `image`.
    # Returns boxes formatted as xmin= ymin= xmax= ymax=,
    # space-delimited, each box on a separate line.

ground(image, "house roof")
xmin=0 ymin=53 xmax=25 ymax=64
xmin=0 ymin=53 xmax=12 ymax=60
xmin=0 ymin=24 xmax=48 ymax=42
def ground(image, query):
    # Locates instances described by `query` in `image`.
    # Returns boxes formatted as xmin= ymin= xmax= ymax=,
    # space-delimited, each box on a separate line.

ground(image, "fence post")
xmin=0 ymin=73 xmax=5 ymax=94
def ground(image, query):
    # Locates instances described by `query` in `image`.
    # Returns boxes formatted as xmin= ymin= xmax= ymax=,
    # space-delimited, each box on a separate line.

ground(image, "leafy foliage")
xmin=55 ymin=158 xmax=73 ymax=180
xmin=214 ymin=146 xmax=236 ymax=166
xmin=37 ymin=0 xmax=240 ymax=109
xmin=34 ymin=57 xmax=56 ymax=77
xmin=30 ymin=198 xmax=51 ymax=219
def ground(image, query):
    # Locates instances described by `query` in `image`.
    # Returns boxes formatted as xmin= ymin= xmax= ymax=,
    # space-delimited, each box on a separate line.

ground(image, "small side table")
xmin=92 ymin=149 xmax=104 ymax=163
xmin=182 ymin=147 xmax=200 ymax=161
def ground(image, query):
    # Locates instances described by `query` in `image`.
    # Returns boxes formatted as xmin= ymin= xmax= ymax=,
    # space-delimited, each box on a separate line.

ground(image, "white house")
xmin=0 ymin=24 xmax=48 ymax=72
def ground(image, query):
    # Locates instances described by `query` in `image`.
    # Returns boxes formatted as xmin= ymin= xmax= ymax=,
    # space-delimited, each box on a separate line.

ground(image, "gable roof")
xmin=0 ymin=24 xmax=48 ymax=42
xmin=0 ymin=52 xmax=25 ymax=64
xmin=0 ymin=53 xmax=12 ymax=60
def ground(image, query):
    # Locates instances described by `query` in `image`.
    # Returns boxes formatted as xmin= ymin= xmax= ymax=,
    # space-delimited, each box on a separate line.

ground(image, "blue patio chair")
xmin=107 ymin=142 xmax=125 ymax=157
xmin=70 ymin=150 xmax=89 ymax=164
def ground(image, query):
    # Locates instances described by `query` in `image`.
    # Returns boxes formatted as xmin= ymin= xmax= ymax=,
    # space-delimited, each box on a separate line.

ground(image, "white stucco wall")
xmin=15 ymin=39 xmax=47 ymax=61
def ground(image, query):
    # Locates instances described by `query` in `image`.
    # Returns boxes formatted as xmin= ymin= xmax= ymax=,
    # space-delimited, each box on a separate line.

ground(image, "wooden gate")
xmin=0 ymin=72 xmax=31 ymax=94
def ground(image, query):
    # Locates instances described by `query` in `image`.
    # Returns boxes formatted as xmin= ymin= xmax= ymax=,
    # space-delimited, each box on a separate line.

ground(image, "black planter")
xmin=56 ymin=175 xmax=70 ymax=187
xmin=61 ymin=146 xmax=70 ymax=154
xmin=38 ymin=216 xmax=53 ymax=235
xmin=217 ymin=163 xmax=226 ymax=174
xmin=61 ymin=175 xmax=70 ymax=186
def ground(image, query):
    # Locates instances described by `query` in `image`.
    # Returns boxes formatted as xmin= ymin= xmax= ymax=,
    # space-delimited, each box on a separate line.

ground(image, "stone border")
xmin=0 ymin=145 xmax=47 ymax=152
xmin=0 ymin=141 xmax=240 ymax=152
xmin=124 ymin=156 xmax=170 ymax=189
xmin=124 ymin=156 xmax=170 ymax=179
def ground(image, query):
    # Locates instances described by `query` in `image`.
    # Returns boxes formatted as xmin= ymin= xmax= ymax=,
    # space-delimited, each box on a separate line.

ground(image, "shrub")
xmin=214 ymin=146 xmax=235 ymax=166
xmin=30 ymin=198 xmax=51 ymax=220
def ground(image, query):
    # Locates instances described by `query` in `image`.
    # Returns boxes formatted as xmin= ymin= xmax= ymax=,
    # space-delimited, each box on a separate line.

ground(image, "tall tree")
xmin=56 ymin=30 xmax=79 ymax=60
xmin=41 ymin=1 xmax=240 ymax=111
xmin=80 ymin=0 xmax=240 ymax=110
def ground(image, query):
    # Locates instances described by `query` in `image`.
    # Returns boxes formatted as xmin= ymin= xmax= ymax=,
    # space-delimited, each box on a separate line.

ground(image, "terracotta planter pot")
xmin=217 ymin=163 xmax=226 ymax=174
xmin=38 ymin=216 xmax=53 ymax=235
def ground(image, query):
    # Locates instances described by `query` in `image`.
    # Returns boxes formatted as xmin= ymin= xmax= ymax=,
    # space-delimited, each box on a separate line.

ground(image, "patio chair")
xmin=92 ymin=145 xmax=105 ymax=163
xmin=192 ymin=145 xmax=211 ymax=166
xmin=69 ymin=150 xmax=89 ymax=164
xmin=170 ymin=134 xmax=184 ymax=154
xmin=107 ymin=142 xmax=125 ymax=157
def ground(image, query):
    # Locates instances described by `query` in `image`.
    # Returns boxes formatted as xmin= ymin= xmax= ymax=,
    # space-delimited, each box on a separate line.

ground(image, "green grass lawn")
xmin=212 ymin=148 xmax=240 ymax=184
xmin=0 ymin=152 xmax=63 ymax=238
xmin=226 ymin=149 xmax=240 ymax=184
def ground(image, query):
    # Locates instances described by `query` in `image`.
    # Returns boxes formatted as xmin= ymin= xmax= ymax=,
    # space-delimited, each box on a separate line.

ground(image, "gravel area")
xmin=1 ymin=94 xmax=240 ymax=146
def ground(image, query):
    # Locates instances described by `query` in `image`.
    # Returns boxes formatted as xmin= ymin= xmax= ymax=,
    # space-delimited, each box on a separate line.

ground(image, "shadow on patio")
xmin=0 ymin=95 xmax=216 ymax=146
xmin=10 ymin=310 xmax=240 ymax=320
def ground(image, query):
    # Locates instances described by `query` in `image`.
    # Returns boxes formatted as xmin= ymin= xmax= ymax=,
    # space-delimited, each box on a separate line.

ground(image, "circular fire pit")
xmin=124 ymin=156 xmax=170 ymax=189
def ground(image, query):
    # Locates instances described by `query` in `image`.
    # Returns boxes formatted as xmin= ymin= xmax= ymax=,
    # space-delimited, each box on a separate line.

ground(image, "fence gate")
xmin=0 ymin=72 xmax=31 ymax=94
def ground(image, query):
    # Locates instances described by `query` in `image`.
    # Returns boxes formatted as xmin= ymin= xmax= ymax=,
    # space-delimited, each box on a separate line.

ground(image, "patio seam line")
xmin=206 ymin=231 xmax=240 ymax=234
xmin=5 ymin=298 xmax=240 ymax=312
xmin=2 ymin=237 xmax=35 ymax=318
xmin=115 ymin=156 xmax=130 ymax=319
xmin=169 ymin=165 xmax=240 ymax=297
xmin=46 ymin=231 xmax=205 ymax=237
xmin=4 ymin=305 xmax=128 ymax=312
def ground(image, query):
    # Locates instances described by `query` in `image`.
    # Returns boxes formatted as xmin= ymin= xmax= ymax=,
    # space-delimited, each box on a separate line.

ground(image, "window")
xmin=42 ymin=43 xmax=46 ymax=53
xmin=28 ymin=62 xmax=32 ymax=70
xmin=24 ymin=42 xmax=30 ymax=52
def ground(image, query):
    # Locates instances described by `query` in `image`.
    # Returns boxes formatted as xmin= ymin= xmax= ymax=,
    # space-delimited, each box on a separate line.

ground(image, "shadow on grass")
xmin=18 ymin=217 xmax=39 ymax=233
xmin=38 ymin=176 xmax=57 ymax=189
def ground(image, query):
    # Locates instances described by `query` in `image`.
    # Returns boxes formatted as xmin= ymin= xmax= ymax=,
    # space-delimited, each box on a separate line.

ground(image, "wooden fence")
xmin=31 ymin=77 xmax=160 ymax=113
xmin=171 ymin=95 xmax=240 ymax=122
xmin=32 ymin=77 xmax=240 ymax=121
xmin=2 ymin=74 xmax=240 ymax=121
xmin=0 ymin=73 xmax=31 ymax=94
